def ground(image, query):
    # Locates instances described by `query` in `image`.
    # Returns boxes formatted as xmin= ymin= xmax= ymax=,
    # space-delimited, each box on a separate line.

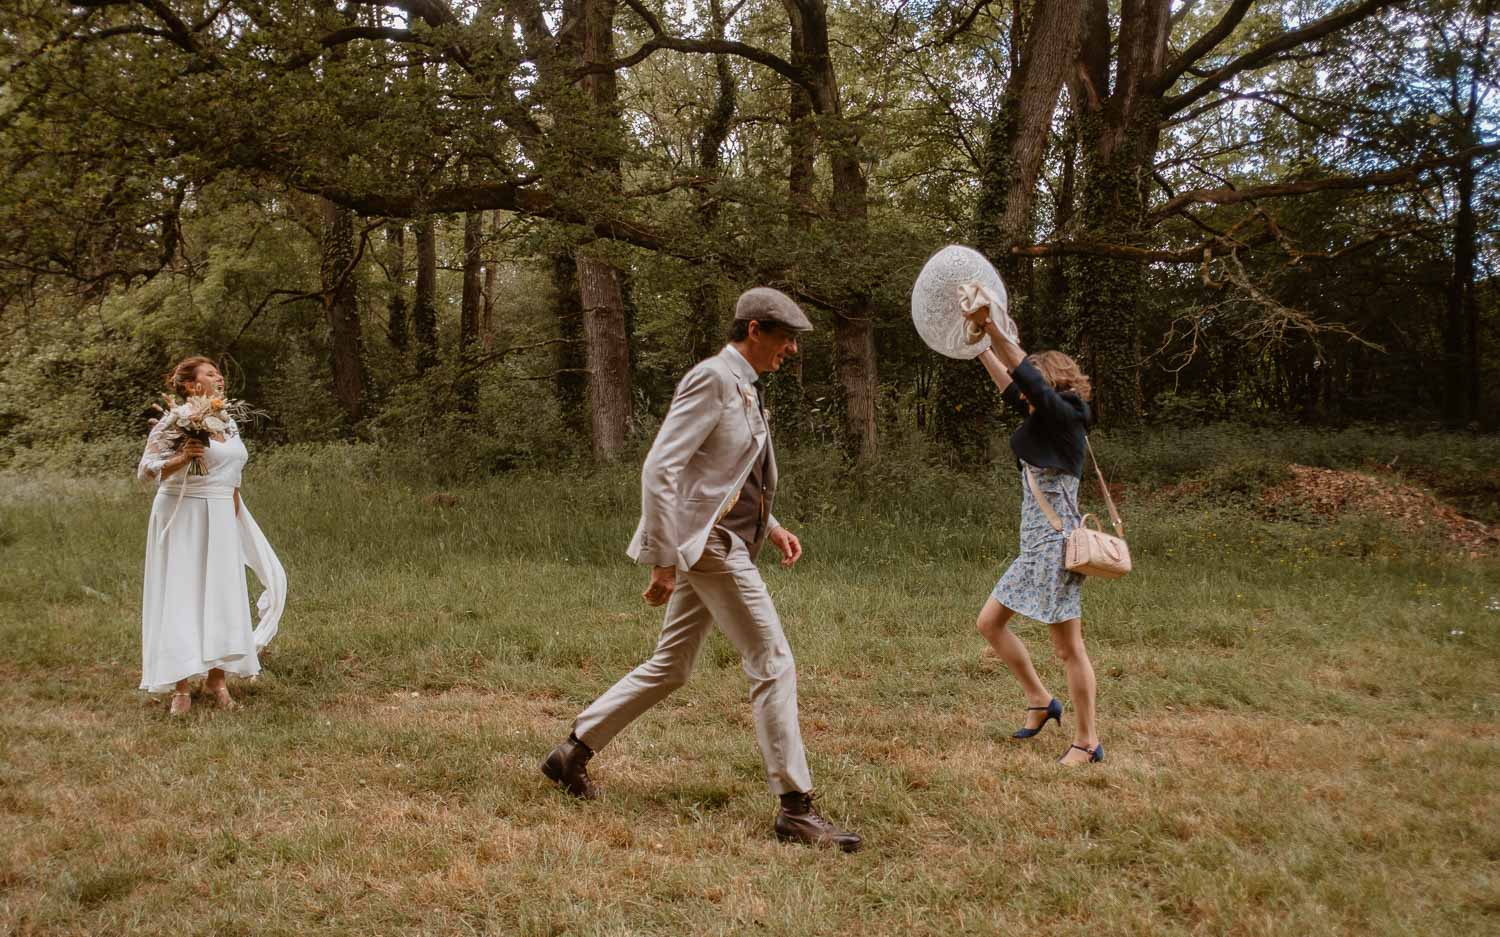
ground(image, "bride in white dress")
xmin=137 ymin=356 xmax=286 ymax=715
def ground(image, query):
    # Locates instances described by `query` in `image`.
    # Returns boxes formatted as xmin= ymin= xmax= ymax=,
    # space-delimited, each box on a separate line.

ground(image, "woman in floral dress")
xmin=963 ymin=301 xmax=1104 ymax=766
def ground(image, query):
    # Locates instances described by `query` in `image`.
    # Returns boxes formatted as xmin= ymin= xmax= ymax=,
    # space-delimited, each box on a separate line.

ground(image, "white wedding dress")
xmin=137 ymin=421 xmax=286 ymax=693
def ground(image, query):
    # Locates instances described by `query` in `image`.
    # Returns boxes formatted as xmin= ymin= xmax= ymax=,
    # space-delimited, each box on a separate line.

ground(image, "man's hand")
xmin=643 ymin=565 xmax=677 ymax=606
xmin=768 ymin=527 xmax=803 ymax=568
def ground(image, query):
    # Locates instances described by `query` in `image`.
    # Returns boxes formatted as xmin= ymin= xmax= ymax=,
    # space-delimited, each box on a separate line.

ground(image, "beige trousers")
xmin=573 ymin=527 xmax=813 ymax=795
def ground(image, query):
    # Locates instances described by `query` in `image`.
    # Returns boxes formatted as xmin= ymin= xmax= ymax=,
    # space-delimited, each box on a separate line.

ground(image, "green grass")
xmin=1 ymin=447 xmax=1497 ymax=936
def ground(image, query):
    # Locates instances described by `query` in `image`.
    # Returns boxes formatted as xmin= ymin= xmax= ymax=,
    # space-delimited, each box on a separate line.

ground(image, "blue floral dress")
xmin=991 ymin=461 xmax=1084 ymax=624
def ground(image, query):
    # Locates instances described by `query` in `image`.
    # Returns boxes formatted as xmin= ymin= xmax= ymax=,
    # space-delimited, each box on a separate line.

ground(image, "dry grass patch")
xmin=3 ymin=465 xmax=1498 ymax=935
xmin=5 ymin=672 xmax=1498 ymax=936
xmin=1263 ymin=464 xmax=1500 ymax=555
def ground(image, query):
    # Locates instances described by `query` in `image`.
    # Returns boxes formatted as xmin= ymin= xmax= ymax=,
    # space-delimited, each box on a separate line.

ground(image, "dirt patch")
xmin=1262 ymin=464 xmax=1499 ymax=555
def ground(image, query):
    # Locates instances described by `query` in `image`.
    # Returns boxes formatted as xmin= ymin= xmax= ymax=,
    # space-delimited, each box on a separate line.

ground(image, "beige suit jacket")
xmin=628 ymin=345 xmax=779 ymax=570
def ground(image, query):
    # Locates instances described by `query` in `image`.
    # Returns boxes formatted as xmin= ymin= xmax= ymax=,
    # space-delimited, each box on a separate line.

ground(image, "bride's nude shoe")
xmin=168 ymin=691 xmax=191 ymax=716
xmin=207 ymin=683 xmax=240 ymax=711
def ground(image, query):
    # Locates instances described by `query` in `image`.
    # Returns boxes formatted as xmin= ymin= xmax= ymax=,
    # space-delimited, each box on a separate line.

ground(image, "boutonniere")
xmin=742 ymin=387 xmax=756 ymax=409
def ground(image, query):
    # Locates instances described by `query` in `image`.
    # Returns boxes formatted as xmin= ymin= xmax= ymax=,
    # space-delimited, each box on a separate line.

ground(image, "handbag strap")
xmin=1024 ymin=466 xmax=1066 ymax=533
xmin=1024 ymin=440 xmax=1126 ymax=539
xmin=1085 ymin=437 xmax=1125 ymax=538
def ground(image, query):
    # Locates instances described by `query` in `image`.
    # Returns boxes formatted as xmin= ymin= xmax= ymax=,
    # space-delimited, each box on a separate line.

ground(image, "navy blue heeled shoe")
xmin=1058 ymin=743 xmax=1104 ymax=764
xmin=1012 ymin=698 xmax=1063 ymax=739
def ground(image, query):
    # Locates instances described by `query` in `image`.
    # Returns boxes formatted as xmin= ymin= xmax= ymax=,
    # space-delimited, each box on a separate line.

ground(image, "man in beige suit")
xmin=542 ymin=287 xmax=861 ymax=852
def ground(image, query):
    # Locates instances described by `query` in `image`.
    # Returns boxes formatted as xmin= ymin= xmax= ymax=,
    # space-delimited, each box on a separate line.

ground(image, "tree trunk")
xmin=1041 ymin=100 xmax=1080 ymax=350
xmin=1444 ymin=151 xmax=1479 ymax=426
xmin=551 ymin=252 xmax=589 ymax=436
xmin=686 ymin=0 xmax=737 ymax=363
xmin=318 ymin=200 xmax=366 ymax=425
xmin=385 ymin=223 xmax=408 ymax=351
xmin=1059 ymin=0 xmax=1393 ymax=424
xmin=1468 ymin=6 xmax=1493 ymax=425
xmin=452 ymin=209 xmax=484 ymax=405
xmin=561 ymin=0 xmax=634 ymax=459
xmin=412 ymin=217 xmax=438 ymax=373
xmin=781 ymin=12 xmax=818 ymax=391
xmin=1445 ymin=0 xmax=1490 ymax=426
xmin=480 ymin=210 xmax=500 ymax=351
xmin=310 ymin=1 xmax=365 ymax=426
xmin=577 ymin=254 xmax=632 ymax=457
xmin=974 ymin=0 xmax=1084 ymax=279
xmin=787 ymin=10 xmax=817 ymax=222
xmin=828 ymin=213 xmax=879 ymax=458
xmin=460 ymin=210 xmax=483 ymax=352
xmin=1065 ymin=0 xmax=1171 ymax=425
xmin=788 ymin=0 xmax=878 ymax=458
xmin=939 ymin=0 xmax=1083 ymax=462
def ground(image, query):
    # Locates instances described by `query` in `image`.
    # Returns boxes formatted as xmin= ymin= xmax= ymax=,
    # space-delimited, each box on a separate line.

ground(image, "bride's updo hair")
xmin=1028 ymin=350 xmax=1092 ymax=401
xmin=165 ymin=356 xmax=217 ymax=398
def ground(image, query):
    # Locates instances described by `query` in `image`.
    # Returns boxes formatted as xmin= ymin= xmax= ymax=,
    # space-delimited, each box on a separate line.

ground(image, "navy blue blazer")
xmin=1000 ymin=358 xmax=1091 ymax=478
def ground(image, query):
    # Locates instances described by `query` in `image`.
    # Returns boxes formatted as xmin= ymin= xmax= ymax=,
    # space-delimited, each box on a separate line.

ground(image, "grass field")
xmin=1 ymin=443 xmax=1497 ymax=936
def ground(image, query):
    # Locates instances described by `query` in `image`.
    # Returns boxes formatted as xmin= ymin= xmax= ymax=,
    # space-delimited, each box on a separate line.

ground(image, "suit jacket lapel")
xmin=721 ymin=346 xmax=770 ymax=479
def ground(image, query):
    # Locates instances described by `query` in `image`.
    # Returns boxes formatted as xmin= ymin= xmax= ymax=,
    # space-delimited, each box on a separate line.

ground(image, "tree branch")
xmin=296 ymin=180 xmax=541 ymax=219
xmin=69 ymin=0 xmax=214 ymax=62
xmin=583 ymin=0 xmax=815 ymax=97
xmin=455 ymin=337 xmax=581 ymax=377
xmin=1160 ymin=0 xmax=1404 ymax=116
xmin=1170 ymin=0 xmax=1204 ymax=27
xmin=1145 ymin=142 xmax=1500 ymax=225
xmin=278 ymin=26 xmax=429 ymax=68
xmin=346 ymin=0 xmax=460 ymax=29
xmin=1010 ymin=239 xmax=1236 ymax=264
xmin=345 ymin=0 xmax=474 ymax=72
xmin=1166 ymin=90 xmax=1364 ymax=149
xmin=1154 ymin=0 xmax=1254 ymax=95
xmin=909 ymin=0 xmax=998 ymax=52
xmin=225 ymin=288 xmax=306 ymax=352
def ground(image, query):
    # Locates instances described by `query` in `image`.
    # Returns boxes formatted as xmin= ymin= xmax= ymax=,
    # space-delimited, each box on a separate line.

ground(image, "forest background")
xmin=4 ymin=5 xmax=1500 ymax=935
xmin=0 ymin=0 xmax=1496 ymax=473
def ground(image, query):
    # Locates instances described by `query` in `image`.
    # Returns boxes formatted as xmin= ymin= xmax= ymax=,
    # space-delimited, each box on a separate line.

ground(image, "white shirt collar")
xmin=721 ymin=344 xmax=760 ymax=383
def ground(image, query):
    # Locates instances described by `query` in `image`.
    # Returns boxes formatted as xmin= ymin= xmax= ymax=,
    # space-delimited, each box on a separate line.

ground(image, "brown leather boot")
xmin=540 ymin=734 xmax=599 ymax=800
xmin=774 ymin=792 xmax=862 ymax=852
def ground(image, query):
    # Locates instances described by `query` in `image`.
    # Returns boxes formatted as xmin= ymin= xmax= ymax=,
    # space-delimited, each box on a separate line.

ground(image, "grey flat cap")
xmin=734 ymin=287 xmax=813 ymax=331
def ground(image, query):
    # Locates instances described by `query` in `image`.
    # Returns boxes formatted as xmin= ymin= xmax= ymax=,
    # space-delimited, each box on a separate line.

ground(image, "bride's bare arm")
xmin=138 ymin=422 xmax=202 ymax=482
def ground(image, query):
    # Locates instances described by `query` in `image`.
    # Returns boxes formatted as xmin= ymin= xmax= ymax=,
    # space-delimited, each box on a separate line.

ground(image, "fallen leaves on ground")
xmin=1262 ymin=464 xmax=1499 ymax=555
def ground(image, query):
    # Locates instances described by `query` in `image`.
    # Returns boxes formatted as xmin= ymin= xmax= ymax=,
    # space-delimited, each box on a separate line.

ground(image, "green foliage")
xmin=368 ymin=358 xmax=584 ymax=478
xmin=0 ymin=0 xmax=1496 ymax=462
xmin=1201 ymin=458 xmax=1296 ymax=511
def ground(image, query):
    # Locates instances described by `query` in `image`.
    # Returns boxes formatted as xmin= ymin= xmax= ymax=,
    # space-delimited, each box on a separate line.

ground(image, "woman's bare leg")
xmin=204 ymin=667 xmax=236 ymax=708
xmin=1049 ymin=617 xmax=1098 ymax=762
xmin=169 ymin=678 xmax=192 ymax=715
xmin=976 ymin=598 xmax=1052 ymax=728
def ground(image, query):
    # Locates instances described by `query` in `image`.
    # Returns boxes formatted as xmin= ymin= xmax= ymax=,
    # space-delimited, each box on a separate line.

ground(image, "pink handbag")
xmin=1025 ymin=440 xmax=1131 ymax=579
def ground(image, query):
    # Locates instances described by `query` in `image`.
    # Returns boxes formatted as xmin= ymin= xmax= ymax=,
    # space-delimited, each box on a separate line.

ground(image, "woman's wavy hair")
xmin=164 ymin=356 xmax=217 ymax=398
xmin=1027 ymin=350 xmax=1092 ymax=402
